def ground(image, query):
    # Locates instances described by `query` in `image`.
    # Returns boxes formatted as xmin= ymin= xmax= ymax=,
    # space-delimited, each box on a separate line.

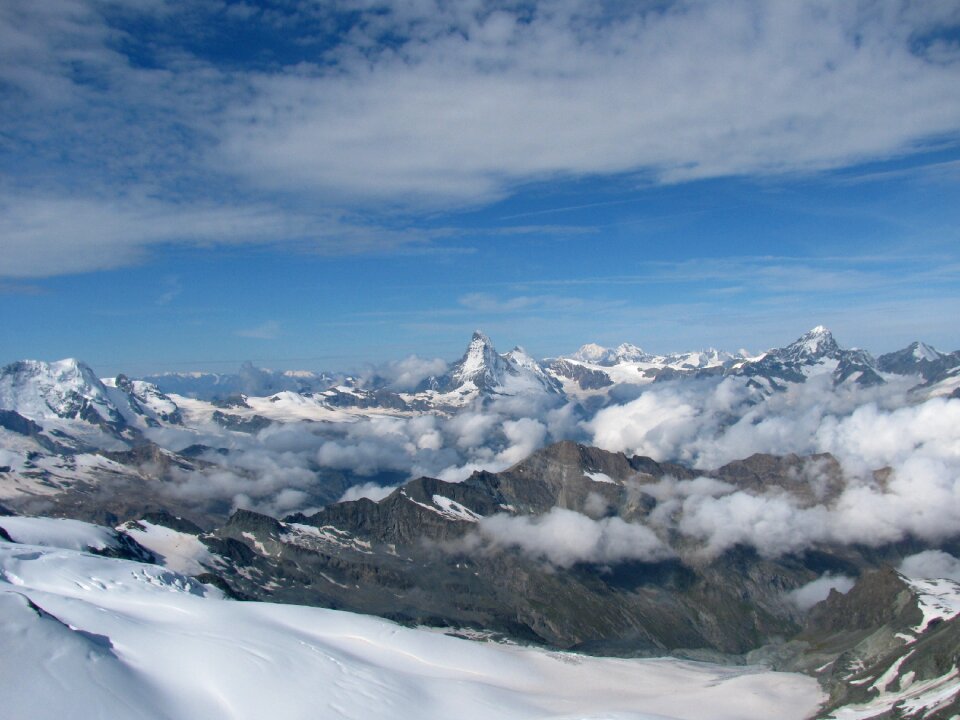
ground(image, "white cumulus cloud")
xmin=473 ymin=508 xmax=673 ymax=568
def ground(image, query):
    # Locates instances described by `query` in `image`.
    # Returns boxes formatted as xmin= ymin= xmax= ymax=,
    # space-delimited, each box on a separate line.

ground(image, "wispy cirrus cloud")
xmin=236 ymin=321 xmax=281 ymax=340
xmin=501 ymin=255 xmax=960 ymax=290
xmin=457 ymin=292 xmax=624 ymax=314
xmin=156 ymin=275 xmax=183 ymax=306
xmin=0 ymin=194 xmax=448 ymax=278
xmin=0 ymin=282 xmax=45 ymax=296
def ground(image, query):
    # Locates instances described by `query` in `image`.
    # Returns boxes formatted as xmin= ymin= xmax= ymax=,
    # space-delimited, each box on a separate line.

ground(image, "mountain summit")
xmin=0 ymin=358 xmax=183 ymax=445
xmin=733 ymin=326 xmax=882 ymax=388
xmin=449 ymin=331 xmax=509 ymax=391
xmin=0 ymin=359 xmax=124 ymax=431
xmin=427 ymin=332 xmax=562 ymax=398
xmin=776 ymin=325 xmax=842 ymax=364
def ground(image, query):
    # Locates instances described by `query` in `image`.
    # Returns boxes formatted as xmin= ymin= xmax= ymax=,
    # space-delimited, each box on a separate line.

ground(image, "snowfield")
xmin=0 ymin=515 xmax=131 ymax=553
xmin=0 ymin=519 xmax=824 ymax=720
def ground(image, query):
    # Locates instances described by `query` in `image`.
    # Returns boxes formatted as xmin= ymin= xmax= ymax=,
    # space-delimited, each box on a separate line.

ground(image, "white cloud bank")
xmin=150 ymin=386 xmax=572 ymax=515
xmin=4 ymin=1 xmax=960 ymax=275
xmin=362 ymin=356 xmax=449 ymax=392
xmin=788 ymin=574 xmax=856 ymax=611
xmin=899 ymin=551 xmax=960 ymax=582
xmin=224 ymin=2 xmax=960 ymax=203
xmin=470 ymin=507 xmax=673 ymax=568
xmin=585 ymin=374 xmax=946 ymax=472
xmin=0 ymin=195 xmax=439 ymax=278
xmin=587 ymin=376 xmax=960 ymax=557
xmin=142 ymin=365 xmax=960 ymax=565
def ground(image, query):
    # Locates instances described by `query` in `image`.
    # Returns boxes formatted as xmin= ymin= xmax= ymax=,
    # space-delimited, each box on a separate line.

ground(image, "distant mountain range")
xmin=0 ymin=326 xmax=958 ymax=517
xmin=553 ymin=325 xmax=960 ymax=394
xmin=1 ymin=326 xmax=955 ymax=449
xmin=136 ymin=325 xmax=960 ymax=404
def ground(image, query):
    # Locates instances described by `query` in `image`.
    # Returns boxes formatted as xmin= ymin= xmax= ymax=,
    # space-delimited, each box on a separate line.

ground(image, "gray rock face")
xmin=0 ymin=409 xmax=74 ymax=454
xmin=547 ymin=359 xmax=614 ymax=389
xmin=878 ymin=342 xmax=960 ymax=395
xmin=138 ymin=509 xmax=205 ymax=535
xmin=796 ymin=569 xmax=960 ymax=719
xmin=319 ymin=388 xmax=413 ymax=411
xmin=712 ymin=452 xmax=847 ymax=505
xmin=805 ymin=568 xmax=919 ymax=636
xmin=0 ymin=409 xmax=47 ymax=438
xmin=211 ymin=410 xmax=272 ymax=433
xmin=878 ymin=342 xmax=949 ymax=378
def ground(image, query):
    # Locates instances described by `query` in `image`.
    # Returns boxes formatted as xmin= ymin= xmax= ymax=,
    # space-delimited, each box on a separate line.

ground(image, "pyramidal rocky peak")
xmin=450 ymin=331 xmax=509 ymax=390
xmin=910 ymin=341 xmax=943 ymax=362
xmin=3 ymin=325 xmax=958 ymax=439
xmin=777 ymin=325 xmax=843 ymax=363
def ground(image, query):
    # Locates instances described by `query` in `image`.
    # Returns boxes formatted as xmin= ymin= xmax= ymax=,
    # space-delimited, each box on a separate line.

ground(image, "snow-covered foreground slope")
xmin=0 ymin=526 xmax=824 ymax=720
xmin=0 ymin=515 xmax=131 ymax=552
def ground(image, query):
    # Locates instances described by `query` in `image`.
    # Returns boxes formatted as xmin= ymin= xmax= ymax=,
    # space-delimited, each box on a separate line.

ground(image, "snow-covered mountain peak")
xmin=613 ymin=343 xmax=653 ymax=364
xmin=731 ymin=327 xmax=884 ymax=389
xmin=876 ymin=341 xmax=958 ymax=389
xmin=0 ymin=358 xmax=188 ymax=442
xmin=570 ymin=342 xmax=652 ymax=366
xmin=572 ymin=343 xmax=614 ymax=364
xmin=911 ymin=341 xmax=942 ymax=362
xmin=505 ymin=346 xmax=536 ymax=367
xmin=0 ymin=358 xmax=119 ymax=425
xmin=103 ymin=375 xmax=183 ymax=426
xmin=503 ymin=347 xmax=563 ymax=395
xmin=665 ymin=348 xmax=733 ymax=368
xmin=14 ymin=358 xmax=97 ymax=387
xmin=464 ymin=330 xmax=493 ymax=350
xmin=450 ymin=331 xmax=508 ymax=389
xmin=428 ymin=333 xmax=562 ymax=397
xmin=778 ymin=326 xmax=842 ymax=363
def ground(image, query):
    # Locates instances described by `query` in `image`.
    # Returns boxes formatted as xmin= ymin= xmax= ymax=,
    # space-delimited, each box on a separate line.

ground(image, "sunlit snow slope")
xmin=0 ymin=518 xmax=823 ymax=720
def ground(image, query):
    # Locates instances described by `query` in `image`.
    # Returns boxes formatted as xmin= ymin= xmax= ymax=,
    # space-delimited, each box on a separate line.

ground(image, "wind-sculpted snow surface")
xmin=0 ymin=515 xmax=129 ymax=553
xmin=0 ymin=528 xmax=824 ymax=720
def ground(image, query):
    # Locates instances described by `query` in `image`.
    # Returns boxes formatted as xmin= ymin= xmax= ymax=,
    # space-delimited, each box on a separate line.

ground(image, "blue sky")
xmin=2 ymin=0 xmax=960 ymax=376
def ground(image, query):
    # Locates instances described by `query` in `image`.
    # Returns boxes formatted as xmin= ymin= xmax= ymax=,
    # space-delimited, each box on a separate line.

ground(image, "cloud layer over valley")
xmin=132 ymin=366 xmax=960 ymax=568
